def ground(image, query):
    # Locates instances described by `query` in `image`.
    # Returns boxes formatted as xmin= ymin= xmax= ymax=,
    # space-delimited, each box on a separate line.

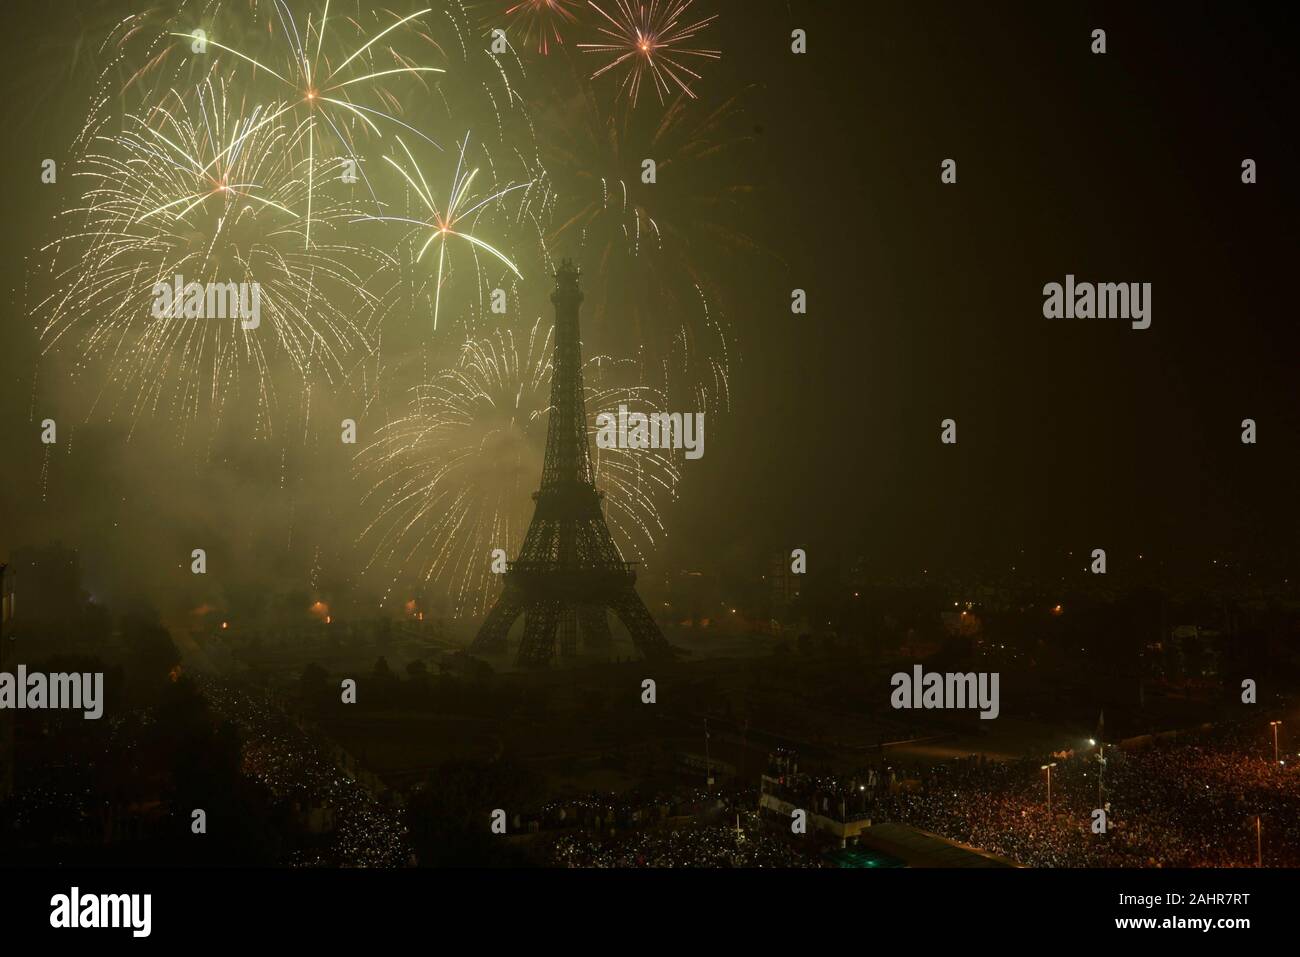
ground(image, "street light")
xmin=1041 ymin=762 xmax=1057 ymax=816
xmin=1270 ymin=721 xmax=1282 ymax=765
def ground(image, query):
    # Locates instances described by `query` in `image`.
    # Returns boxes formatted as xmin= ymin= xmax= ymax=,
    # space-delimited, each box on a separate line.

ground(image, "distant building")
xmin=758 ymin=752 xmax=872 ymax=845
xmin=768 ymin=552 xmax=801 ymax=608
xmin=759 ymin=772 xmax=872 ymax=844
xmin=765 ymin=552 xmax=803 ymax=633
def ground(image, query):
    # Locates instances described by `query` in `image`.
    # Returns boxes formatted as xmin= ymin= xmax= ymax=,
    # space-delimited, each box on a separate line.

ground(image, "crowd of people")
xmin=199 ymin=688 xmax=1298 ymax=868
xmin=549 ymin=809 xmax=815 ymax=867
xmin=201 ymin=679 xmax=410 ymax=867
xmin=517 ymin=786 xmax=721 ymax=835
xmin=868 ymin=719 xmax=1299 ymax=867
xmin=194 ymin=681 xmax=1298 ymax=868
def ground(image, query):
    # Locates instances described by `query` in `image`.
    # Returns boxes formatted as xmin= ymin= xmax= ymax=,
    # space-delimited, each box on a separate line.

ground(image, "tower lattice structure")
xmin=470 ymin=261 xmax=674 ymax=667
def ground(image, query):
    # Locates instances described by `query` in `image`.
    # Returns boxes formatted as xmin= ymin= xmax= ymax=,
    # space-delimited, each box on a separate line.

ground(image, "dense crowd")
xmin=196 ymin=686 xmax=1297 ymax=868
xmin=871 ymin=719 xmax=1299 ymax=867
xmin=520 ymin=786 xmax=722 ymax=834
xmin=549 ymin=809 xmax=815 ymax=867
xmin=192 ymin=680 xmax=1299 ymax=868
xmin=201 ymin=679 xmax=410 ymax=867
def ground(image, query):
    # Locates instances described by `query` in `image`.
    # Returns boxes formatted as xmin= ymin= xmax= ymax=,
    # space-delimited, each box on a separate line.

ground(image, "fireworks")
xmin=355 ymin=319 xmax=678 ymax=617
xmin=357 ymin=133 xmax=534 ymax=331
xmin=19 ymin=0 xmax=758 ymax=604
xmin=170 ymin=3 xmax=445 ymax=247
xmin=542 ymin=76 xmax=758 ymax=408
xmin=502 ymin=0 xmax=583 ymax=54
xmin=33 ymin=77 xmax=384 ymax=437
xmin=28 ymin=0 xmax=557 ymax=450
xmin=579 ymin=0 xmax=720 ymax=107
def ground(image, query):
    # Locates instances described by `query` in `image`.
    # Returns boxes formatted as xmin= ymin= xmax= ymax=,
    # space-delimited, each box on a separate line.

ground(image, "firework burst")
xmin=500 ymin=0 xmax=582 ymax=54
xmin=579 ymin=0 xmax=720 ymax=108
xmin=169 ymin=1 xmax=446 ymax=247
xmin=32 ymin=77 xmax=385 ymax=439
xmin=358 ymin=133 xmax=535 ymax=332
xmin=355 ymin=319 xmax=678 ymax=617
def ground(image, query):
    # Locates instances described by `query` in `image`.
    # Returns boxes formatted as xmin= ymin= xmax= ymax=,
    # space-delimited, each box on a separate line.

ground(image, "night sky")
xmin=1 ymin=1 xmax=1296 ymax=623
xmin=698 ymin=1 xmax=1299 ymax=580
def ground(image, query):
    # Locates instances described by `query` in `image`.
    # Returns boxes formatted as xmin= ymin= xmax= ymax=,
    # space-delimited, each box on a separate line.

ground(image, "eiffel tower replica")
xmin=471 ymin=260 xmax=675 ymax=667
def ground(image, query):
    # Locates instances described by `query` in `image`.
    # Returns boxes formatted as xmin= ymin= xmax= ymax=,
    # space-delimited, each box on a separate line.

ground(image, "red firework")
xmin=579 ymin=0 xmax=721 ymax=107
xmin=504 ymin=0 xmax=583 ymax=54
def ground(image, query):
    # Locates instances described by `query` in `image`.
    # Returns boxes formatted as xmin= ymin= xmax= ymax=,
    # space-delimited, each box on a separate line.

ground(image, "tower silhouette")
xmin=470 ymin=261 xmax=674 ymax=667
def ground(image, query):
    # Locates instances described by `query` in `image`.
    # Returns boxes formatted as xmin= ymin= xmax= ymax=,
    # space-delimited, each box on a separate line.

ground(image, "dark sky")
xmin=681 ymin=0 xmax=1300 ymax=580
xmin=1 ymin=1 xmax=1297 ymax=622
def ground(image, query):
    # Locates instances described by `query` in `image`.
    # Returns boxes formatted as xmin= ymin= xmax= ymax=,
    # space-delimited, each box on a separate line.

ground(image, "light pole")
xmin=1256 ymin=815 xmax=1262 ymax=867
xmin=1041 ymin=762 xmax=1057 ymax=816
xmin=1270 ymin=721 xmax=1282 ymax=765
